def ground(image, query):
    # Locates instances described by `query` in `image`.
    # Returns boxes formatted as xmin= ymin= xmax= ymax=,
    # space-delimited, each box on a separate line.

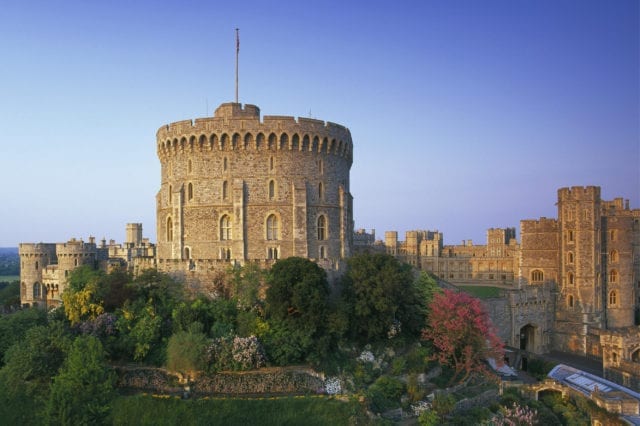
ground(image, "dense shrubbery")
xmin=0 ymin=253 xmax=613 ymax=424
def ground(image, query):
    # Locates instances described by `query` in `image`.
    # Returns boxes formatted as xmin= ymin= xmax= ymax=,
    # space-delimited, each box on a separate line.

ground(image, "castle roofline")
xmin=214 ymin=102 xmax=260 ymax=119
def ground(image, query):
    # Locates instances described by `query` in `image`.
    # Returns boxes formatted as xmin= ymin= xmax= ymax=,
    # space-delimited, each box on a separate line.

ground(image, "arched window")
xmin=609 ymin=290 xmax=617 ymax=306
xmin=188 ymin=159 xmax=192 ymax=173
xmin=269 ymin=156 xmax=274 ymax=171
xmin=318 ymin=182 xmax=324 ymax=200
xmin=568 ymin=295 xmax=574 ymax=307
xmin=74 ymin=258 xmax=78 ymax=267
xmin=256 ymin=133 xmax=265 ymax=149
xmin=220 ymin=215 xmax=232 ymax=240
xmin=188 ymin=182 xmax=193 ymax=201
xmin=268 ymin=247 xmax=278 ymax=260
xmin=567 ymin=252 xmax=574 ymax=264
xmin=167 ymin=217 xmax=173 ymax=242
xmin=612 ymin=352 xmax=619 ymax=363
xmin=567 ymin=230 xmax=574 ymax=242
xmin=610 ymin=269 xmax=618 ymax=283
xmin=531 ymin=270 xmax=544 ymax=283
xmin=280 ymin=133 xmax=289 ymax=150
xmin=266 ymin=215 xmax=279 ymax=240
xmin=318 ymin=159 xmax=323 ymax=175
xmin=319 ymin=246 xmax=326 ymax=259
xmin=610 ymin=250 xmax=619 ymax=263
xmin=222 ymin=181 xmax=228 ymax=200
xmin=268 ymin=133 xmax=277 ymax=150
xmin=610 ymin=230 xmax=617 ymax=241
xmin=169 ymin=185 xmax=173 ymax=203
xmin=268 ymin=180 xmax=275 ymax=200
xmin=33 ymin=282 xmax=41 ymax=299
xmin=35 ymin=261 xmax=39 ymax=270
xmin=568 ymin=272 xmax=574 ymax=285
xmin=317 ymin=215 xmax=326 ymax=240
xmin=223 ymin=157 xmax=228 ymax=171
xmin=184 ymin=247 xmax=191 ymax=259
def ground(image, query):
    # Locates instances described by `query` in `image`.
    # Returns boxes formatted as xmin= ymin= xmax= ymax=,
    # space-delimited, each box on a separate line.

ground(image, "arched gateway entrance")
xmin=520 ymin=324 xmax=536 ymax=352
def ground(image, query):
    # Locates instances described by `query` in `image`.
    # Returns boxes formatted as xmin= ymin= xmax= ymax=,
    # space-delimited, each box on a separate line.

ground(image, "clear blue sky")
xmin=1 ymin=0 xmax=638 ymax=247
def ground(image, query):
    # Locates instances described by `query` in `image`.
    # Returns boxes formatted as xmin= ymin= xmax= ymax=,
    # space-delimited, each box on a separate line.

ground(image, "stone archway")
xmin=520 ymin=324 xmax=537 ymax=352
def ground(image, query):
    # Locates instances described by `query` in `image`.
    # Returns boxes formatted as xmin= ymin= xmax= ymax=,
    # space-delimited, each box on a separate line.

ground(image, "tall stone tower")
xmin=553 ymin=186 xmax=639 ymax=355
xmin=155 ymin=102 xmax=353 ymax=282
xmin=555 ymin=186 xmax=604 ymax=354
xmin=126 ymin=223 xmax=143 ymax=247
xmin=601 ymin=197 xmax=638 ymax=329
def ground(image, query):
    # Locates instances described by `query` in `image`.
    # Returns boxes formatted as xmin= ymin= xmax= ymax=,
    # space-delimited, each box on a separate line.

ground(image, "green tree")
xmin=414 ymin=271 xmax=441 ymax=307
xmin=0 ymin=281 xmax=20 ymax=308
xmin=172 ymin=297 xmax=238 ymax=338
xmin=166 ymin=323 xmax=208 ymax=375
xmin=98 ymin=269 xmax=134 ymax=311
xmin=341 ymin=253 xmax=424 ymax=343
xmin=229 ymin=262 xmax=265 ymax=310
xmin=118 ymin=302 xmax=163 ymax=362
xmin=366 ymin=375 xmax=406 ymax=413
xmin=0 ymin=307 xmax=47 ymax=366
xmin=262 ymin=317 xmax=314 ymax=365
xmin=264 ymin=257 xmax=331 ymax=364
xmin=66 ymin=265 xmax=103 ymax=293
xmin=432 ymin=392 xmax=456 ymax=422
xmin=0 ymin=322 xmax=71 ymax=424
xmin=131 ymin=269 xmax=184 ymax=318
xmin=46 ymin=336 xmax=116 ymax=425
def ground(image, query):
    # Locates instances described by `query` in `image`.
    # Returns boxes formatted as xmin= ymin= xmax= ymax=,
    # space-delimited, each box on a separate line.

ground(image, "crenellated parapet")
xmin=156 ymin=102 xmax=353 ymax=164
xmin=558 ymin=185 xmax=601 ymax=202
xmin=19 ymin=242 xmax=57 ymax=258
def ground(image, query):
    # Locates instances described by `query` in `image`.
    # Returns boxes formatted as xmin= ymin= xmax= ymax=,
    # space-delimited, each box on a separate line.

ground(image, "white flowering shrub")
xmin=410 ymin=400 xmax=431 ymax=416
xmin=324 ymin=377 xmax=342 ymax=395
xmin=358 ymin=350 xmax=375 ymax=363
xmin=205 ymin=335 xmax=266 ymax=372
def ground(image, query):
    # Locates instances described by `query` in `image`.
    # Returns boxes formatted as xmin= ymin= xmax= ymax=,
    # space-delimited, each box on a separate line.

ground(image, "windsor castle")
xmin=18 ymin=102 xmax=640 ymax=388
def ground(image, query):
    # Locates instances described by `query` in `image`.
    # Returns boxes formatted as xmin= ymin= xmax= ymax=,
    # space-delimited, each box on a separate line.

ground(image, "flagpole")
xmin=235 ymin=28 xmax=239 ymax=104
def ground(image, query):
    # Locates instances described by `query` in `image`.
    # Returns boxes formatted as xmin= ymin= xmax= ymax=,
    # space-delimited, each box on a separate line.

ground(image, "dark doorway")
xmin=520 ymin=324 xmax=536 ymax=352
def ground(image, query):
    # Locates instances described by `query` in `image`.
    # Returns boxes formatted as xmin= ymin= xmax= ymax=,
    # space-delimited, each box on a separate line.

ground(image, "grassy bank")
xmin=458 ymin=286 xmax=503 ymax=299
xmin=110 ymin=394 xmax=370 ymax=426
xmin=0 ymin=276 xmax=19 ymax=283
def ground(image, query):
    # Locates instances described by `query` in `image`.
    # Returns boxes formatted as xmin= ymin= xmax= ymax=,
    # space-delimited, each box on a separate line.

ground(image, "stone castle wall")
xmin=155 ymin=103 xmax=353 ymax=282
xmin=384 ymin=228 xmax=519 ymax=287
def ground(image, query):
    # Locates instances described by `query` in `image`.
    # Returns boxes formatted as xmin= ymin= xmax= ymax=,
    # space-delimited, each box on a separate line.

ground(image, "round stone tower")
xmin=155 ymin=102 xmax=353 ymax=275
xmin=18 ymin=243 xmax=56 ymax=307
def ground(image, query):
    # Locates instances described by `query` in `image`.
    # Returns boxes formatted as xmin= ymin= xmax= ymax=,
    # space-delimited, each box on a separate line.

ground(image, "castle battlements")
xmin=558 ymin=185 xmax=601 ymax=201
xmin=156 ymin=103 xmax=352 ymax=162
xmin=18 ymin=243 xmax=57 ymax=256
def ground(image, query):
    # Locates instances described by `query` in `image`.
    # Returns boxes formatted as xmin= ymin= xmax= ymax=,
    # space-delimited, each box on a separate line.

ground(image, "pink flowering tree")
xmin=421 ymin=289 xmax=504 ymax=385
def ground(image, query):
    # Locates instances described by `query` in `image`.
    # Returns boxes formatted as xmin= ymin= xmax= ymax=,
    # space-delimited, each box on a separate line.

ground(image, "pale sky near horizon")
xmin=0 ymin=0 xmax=638 ymax=247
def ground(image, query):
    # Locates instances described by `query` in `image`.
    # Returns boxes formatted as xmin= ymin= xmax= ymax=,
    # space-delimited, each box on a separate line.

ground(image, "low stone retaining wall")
xmin=114 ymin=366 xmax=183 ymax=394
xmin=192 ymin=368 xmax=325 ymax=396
xmin=113 ymin=365 xmax=325 ymax=397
